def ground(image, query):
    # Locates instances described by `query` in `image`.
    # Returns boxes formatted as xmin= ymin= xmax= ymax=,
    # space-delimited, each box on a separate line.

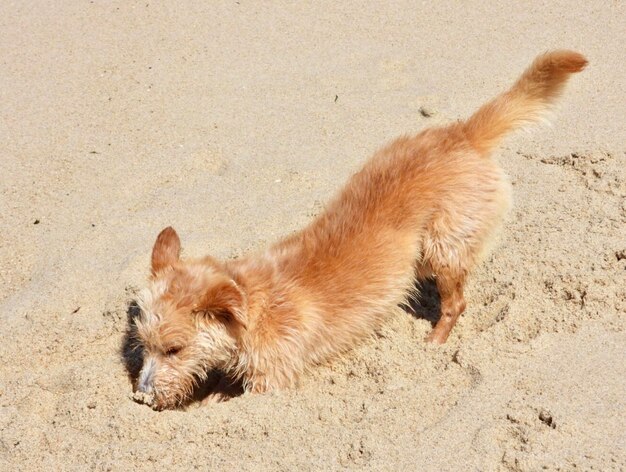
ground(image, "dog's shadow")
xmin=402 ymin=278 xmax=441 ymax=326
xmin=120 ymin=300 xmax=243 ymax=408
xmin=121 ymin=300 xmax=144 ymax=389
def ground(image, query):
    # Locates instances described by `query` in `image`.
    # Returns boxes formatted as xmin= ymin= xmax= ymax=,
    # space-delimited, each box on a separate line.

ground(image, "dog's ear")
xmin=200 ymin=277 xmax=248 ymax=329
xmin=151 ymin=226 xmax=181 ymax=276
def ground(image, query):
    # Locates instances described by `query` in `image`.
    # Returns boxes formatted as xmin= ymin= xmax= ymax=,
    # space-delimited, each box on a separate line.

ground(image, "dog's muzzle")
xmin=137 ymin=357 xmax=156 ymax=393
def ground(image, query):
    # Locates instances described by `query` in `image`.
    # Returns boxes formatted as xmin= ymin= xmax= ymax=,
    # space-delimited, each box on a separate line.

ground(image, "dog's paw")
xmin=425 ymin=330 xmax=447 ymax=344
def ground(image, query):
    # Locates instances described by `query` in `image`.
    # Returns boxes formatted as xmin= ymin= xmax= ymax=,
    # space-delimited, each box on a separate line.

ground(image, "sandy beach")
xmin=1 ymin=1 xmax=625 ymax=470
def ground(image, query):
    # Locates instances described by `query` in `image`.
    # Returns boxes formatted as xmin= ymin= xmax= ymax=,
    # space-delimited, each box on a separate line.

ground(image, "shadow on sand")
xmin=402 ymin=278 xmax=441 ymax=326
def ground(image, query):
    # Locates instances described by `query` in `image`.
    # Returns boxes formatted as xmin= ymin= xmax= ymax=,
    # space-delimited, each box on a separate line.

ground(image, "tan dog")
xmin=132 ymin=51 xmax=586 ymax=409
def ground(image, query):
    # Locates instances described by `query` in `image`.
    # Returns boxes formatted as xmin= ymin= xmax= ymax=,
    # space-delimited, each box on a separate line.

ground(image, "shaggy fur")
xmin=132 ymin=51 xmax=586 ymax=410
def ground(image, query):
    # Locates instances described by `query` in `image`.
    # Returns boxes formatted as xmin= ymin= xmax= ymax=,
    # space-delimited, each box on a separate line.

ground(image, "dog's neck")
xmin=225 ymin=252 xmax=314 ymax=393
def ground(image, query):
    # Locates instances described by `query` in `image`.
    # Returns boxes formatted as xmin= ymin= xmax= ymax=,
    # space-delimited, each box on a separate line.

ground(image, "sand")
xmin=1 ymin=1 xmax=624 ymax=470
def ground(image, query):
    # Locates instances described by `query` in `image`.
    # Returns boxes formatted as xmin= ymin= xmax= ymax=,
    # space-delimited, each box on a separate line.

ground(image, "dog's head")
xmin=133 ymin=227 xmax=247 ymax=409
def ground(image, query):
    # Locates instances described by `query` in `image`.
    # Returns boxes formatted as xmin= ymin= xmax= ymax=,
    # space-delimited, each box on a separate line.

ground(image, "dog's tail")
xmin=463 ymin=50 xmax=587 ymax=155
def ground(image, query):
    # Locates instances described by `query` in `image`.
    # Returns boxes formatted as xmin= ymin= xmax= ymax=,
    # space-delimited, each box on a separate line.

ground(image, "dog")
xmin=131 ymin=51 xmax=586 ymax=409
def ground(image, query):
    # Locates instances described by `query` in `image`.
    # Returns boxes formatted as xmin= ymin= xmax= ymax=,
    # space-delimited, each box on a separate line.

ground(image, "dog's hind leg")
xmin=418 ymin=211 xmax=481 ymax=344
xmin=425 ymin=267 xmax=467 ymax=344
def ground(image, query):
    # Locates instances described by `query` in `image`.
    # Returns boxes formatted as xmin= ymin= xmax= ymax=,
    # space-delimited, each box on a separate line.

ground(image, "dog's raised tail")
xmin=463 ymin=50 xmax=587 ymax=154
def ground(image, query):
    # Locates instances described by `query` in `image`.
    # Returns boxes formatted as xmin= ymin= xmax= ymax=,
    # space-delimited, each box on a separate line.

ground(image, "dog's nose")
xmin=137 ymin=357 xmax=155 ymax=393
xmin=137 ymin=376 xmax=153 ymax=394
